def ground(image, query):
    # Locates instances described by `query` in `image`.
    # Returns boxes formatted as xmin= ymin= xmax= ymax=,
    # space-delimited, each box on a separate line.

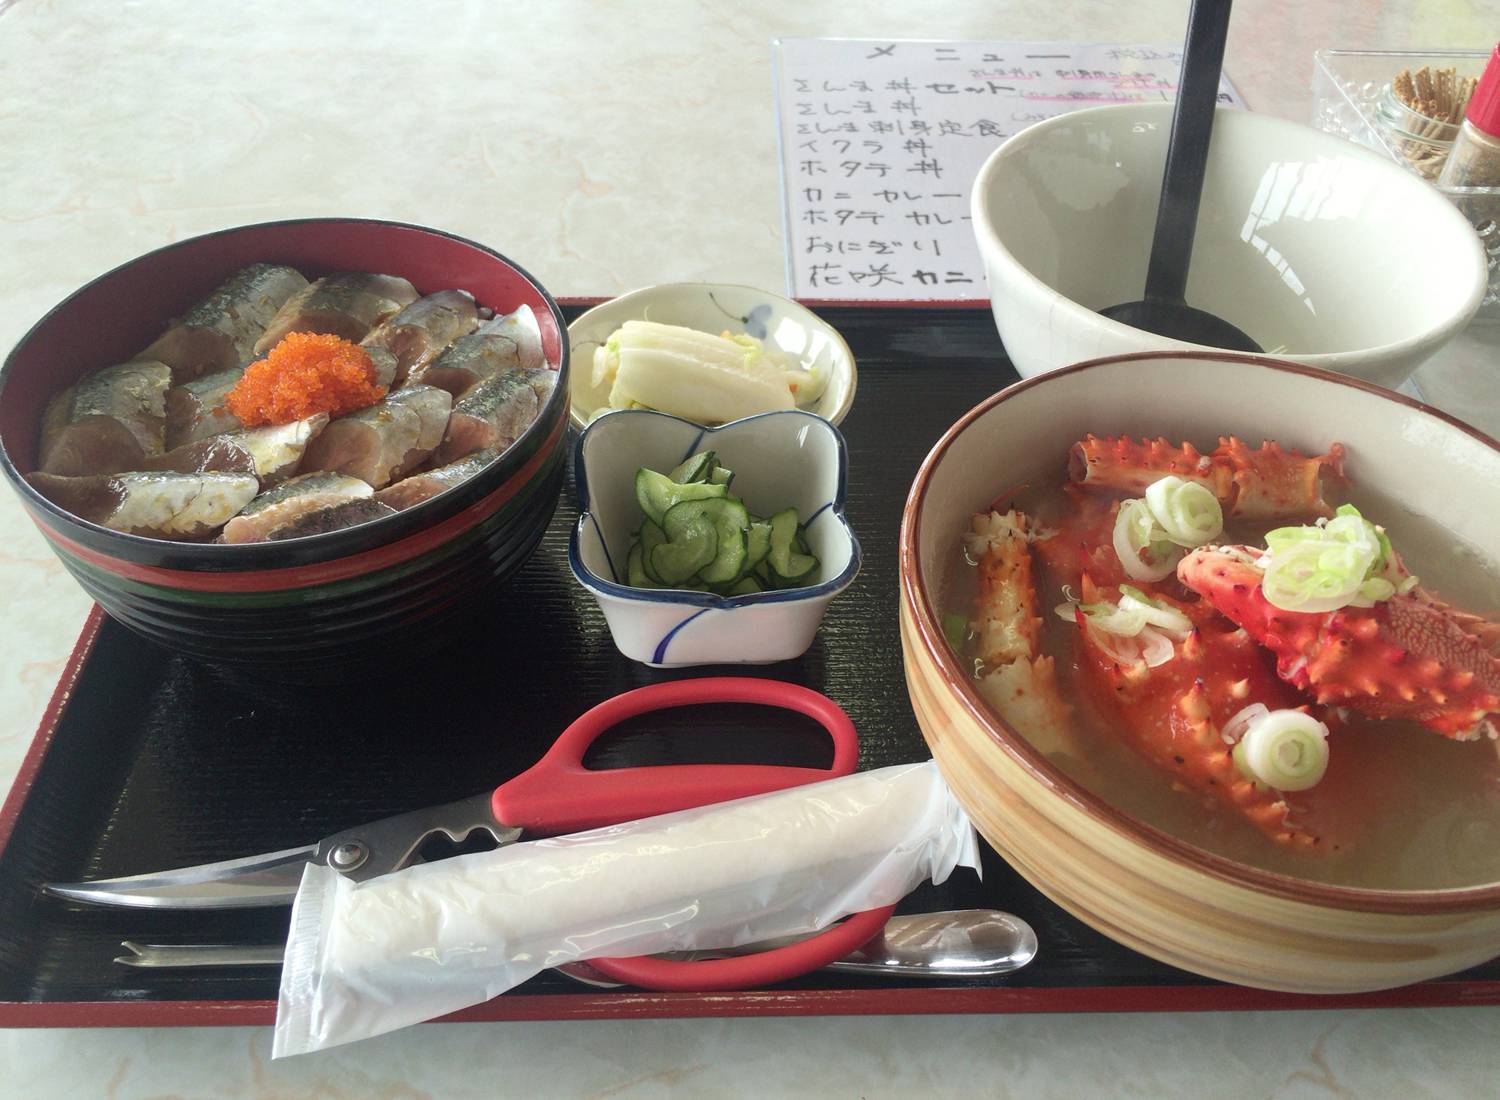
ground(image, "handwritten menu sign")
xmin=773 ymin=38 xmax=1245 ymax=300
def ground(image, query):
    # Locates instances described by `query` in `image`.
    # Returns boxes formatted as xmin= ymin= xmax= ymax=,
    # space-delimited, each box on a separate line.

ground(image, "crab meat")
xmin=1178 ymin=547 xmax=1500 ymax=741
xmin=1073 ymin=575 xmax=1350 ymax=849
xmin=1069 ymin=435 xmax=1345 ymax=519
xmin=967 ymin=509 xmax=1042 ymax=667
xmin=966 ymin=510 xmax=1073 ymax=761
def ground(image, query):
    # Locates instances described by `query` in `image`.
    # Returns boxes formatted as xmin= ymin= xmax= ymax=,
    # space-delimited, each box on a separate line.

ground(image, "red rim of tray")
xmin=5 ymin=300 xmax=1500 ymax=1024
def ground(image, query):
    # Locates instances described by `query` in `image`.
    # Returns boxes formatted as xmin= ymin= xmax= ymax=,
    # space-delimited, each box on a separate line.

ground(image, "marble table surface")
xmin=2 ymin=0 xmax=1498 ymax=1094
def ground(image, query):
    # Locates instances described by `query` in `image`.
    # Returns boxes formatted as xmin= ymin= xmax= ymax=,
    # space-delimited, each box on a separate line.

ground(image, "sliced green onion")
xmin=1231 ymin=709 xmax=1330 ymax=791
xmin=1082 ymin=601 xmax=1148 ymax=636
xmin=942 ymin=612 xmax=969 ymax=649
xmin=1336 ymin=504 xmax=1391 ymax=571
xmin=1083 ymin=620 xmax=1177 ymax=668
xmin=1112 ymin=499 xmax=1181 ymax=582
xmin=1222 ymin=702 xmax=1270 ymax=746
xmin=1144 ymin=476 xmax=1224 ymax=548
xmin=1117 ymin=592 xmax=1193 ymax=641
xmin=1350 ymin=576 xmax=1396 ymax=606
xmin=1261 ymin=505 xmax=1388 ymax=613
xmin=1137 ymin=626 xmax=1176 ymax=667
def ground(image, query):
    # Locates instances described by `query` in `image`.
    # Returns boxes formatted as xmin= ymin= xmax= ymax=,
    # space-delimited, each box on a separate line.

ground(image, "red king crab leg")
xmin=1178 ymin=547 xmax=1500 ymax=742
xmin=1071 ymin=575 xmax=1351 ymax=850
xmin=963 ymin=510 xmax=1074 ymax=758
xmin=1069 ymin=435 xmax=1345 ymax=519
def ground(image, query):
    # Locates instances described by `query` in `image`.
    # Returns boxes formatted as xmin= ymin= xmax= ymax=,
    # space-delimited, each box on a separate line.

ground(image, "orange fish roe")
xmin=224 ymin=332 xmax=386 ymax=428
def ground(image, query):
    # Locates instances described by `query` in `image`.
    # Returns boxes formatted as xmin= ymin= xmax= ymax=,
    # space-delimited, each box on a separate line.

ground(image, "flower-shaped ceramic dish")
xmin=566 ymin=283 xmax=856 ymax=431
xmin=570 ymin=409 xmax=859 ymax=667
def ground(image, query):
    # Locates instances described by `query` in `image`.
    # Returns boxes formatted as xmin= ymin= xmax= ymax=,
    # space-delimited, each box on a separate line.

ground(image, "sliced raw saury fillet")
xmin=253 ymin=273 xmax=419 ymax=355
xmin=26 ymin=471 xmax=258 ymax=539
xmin=221 ymin=472 xmax=374 ymax=543
xmin=266 ymin=497 xmax=397 ymax=540
xmin=409 ymin=306 xmax=543 ymax=396
xmin=299 ymin=384 xmax=453 ymax=488
xmin=142 ymin=264 xmax=309 ymax=382
xmin=362 ymin=290 xmax=479 ymax=384
xmin=144 ymin=414 xmax=329 ymax=486
xmin=365 ymin=346 xmax=399 ymax=390
xmin=375 ymin=448 xmax=497 ymax=511
xmin=435 ymin=367 xmax=554 ymax=464
xmin=38 ymin=360 xmax=172 ymax=476
xmin=164 ymin=366 xmax=245 ymax=448
xmin=1178 ymin=546 xmax=1500 ymax=741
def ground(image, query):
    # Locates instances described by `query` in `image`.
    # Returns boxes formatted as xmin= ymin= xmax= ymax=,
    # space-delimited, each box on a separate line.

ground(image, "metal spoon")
xmin=557 ymin=909 xmax=1038 ymax=987
xmin=1098 ymin=0 xmax=1262 ymax=351
xmin=115 ymin=909 xmax=1038 ymax=982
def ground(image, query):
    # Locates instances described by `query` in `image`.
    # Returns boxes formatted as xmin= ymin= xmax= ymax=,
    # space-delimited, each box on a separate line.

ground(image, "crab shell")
xmin=1071 ymin=575 xmax=1350 ymax=849
xmin=1069 ymin=435 xmax=1345 ymax=519
xmin=1177 ymin=547 xmax=1500 ymax=741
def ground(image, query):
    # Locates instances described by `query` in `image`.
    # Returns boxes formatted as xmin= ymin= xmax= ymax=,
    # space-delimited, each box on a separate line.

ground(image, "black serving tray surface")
xmin=2 ymin=302 xmax=1497 ymax=1026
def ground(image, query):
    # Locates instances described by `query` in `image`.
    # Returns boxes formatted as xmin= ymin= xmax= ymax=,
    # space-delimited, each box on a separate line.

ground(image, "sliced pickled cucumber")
xmin=635 ymin=467 xmax=727 ymax=527
xmin=663 ymin=497 xmax=749 ymax=584
xmin=668 ymin=451 xmax=714 ymax=484
xmin=767 ymin=507 xmax=819 ymax=586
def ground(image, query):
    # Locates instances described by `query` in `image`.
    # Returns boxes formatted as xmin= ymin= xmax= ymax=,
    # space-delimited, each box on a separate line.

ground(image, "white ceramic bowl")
xmin=566 ymin=283 xmax=856 ymax=431
xmin=570 ymin=409 xmax=859 ymax=667
xmin=972 ymin=104 xmax=1488 ymax=390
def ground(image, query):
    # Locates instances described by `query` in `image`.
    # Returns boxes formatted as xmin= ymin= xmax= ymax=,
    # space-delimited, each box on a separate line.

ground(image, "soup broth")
xmin=947 ymin=471 xmax=1500 ymax=892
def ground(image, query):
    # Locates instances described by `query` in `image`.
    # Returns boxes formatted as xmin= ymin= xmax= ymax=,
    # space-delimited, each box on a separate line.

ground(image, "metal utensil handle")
xmin=490 ymin=678 xmax=859 ymax=834
xmin=711 ymin=909 xmax=1040 ymax=977
xmin=1144 ymin=0 xmax=1234 ymax=304
xmin=116 ymin=941 xmax=286 ymax=968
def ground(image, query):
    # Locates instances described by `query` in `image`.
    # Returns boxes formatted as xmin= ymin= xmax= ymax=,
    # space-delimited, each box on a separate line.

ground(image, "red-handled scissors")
xmin=47 ymin=678 xmax=895 ymax=991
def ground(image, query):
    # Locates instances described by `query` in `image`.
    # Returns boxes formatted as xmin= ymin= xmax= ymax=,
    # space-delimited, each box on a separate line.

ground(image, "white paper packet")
xmin=273 ymin=761 xmax=978 ymax=1056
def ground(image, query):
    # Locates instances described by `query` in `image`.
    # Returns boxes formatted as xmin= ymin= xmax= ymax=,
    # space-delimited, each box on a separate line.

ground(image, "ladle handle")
xmin=1144 ymin=0 xmax=1234 ymax=305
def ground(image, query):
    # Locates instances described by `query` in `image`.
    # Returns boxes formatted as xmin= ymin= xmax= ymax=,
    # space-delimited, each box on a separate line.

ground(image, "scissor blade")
xmin=44 ymin=844 xmax=318 ymax=910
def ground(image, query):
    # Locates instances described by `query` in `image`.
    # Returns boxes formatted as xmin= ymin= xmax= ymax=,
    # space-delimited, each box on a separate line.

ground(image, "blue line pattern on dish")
xmin=568 ymin=408 xmax=861 ymax=610
xmin=590 ymin=513 xmax=619 ymax=583
xmin=678 ymin=429 xmax=707 ymax=465
xmin=744 ymin=304 xmax=772 ymax=341
xmin=653 ymin=607 xmax=713 ymax=664
xmin=803 ymin=501 xmax=833 ymax=527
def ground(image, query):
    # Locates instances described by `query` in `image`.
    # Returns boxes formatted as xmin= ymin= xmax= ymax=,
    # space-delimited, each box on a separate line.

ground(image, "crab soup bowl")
xmin=0 ymin=218 xmax=570 ymax=674
xmin=972 ymin=104 xmax=1489 ymax=389
xmin=570 ymin=409 xmax=859 ymax=667
xmin=899 ymin=351 xmax=1500 ymax=993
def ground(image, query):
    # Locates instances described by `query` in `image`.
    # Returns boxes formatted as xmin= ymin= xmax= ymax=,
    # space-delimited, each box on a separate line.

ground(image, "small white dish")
xmin=971 ymin=103 xmax=1489 ymax=390
xmin=569 ymin=409 xmax=859 ymax=667
xmin=566 ymin=282 xmax=857 ymax=431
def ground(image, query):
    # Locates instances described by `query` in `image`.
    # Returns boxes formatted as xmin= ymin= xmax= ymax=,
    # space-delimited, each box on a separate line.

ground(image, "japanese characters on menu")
xmin=774 ymin=39 xmax=1244 ymax=300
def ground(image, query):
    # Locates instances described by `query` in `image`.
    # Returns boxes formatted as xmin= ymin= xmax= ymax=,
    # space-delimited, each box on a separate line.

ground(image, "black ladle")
xmin=1100 ymin=0 xmax=1262 ymax=351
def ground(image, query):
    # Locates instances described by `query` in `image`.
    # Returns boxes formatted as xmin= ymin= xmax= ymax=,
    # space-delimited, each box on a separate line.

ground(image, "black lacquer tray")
xmin=2 ymin=302 xmax=1497 ymax=1027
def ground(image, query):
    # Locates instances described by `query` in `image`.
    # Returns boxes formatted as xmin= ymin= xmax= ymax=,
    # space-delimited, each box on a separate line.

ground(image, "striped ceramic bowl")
xmin=900 ymin=351 xmax=1500 ymax=993
xmin=0 ymin=219 xmax=570 ymax=674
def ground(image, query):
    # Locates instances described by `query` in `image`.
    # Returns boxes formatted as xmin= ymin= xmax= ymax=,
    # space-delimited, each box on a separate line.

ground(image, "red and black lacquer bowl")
xmin=0 ymin=219 xmax=570 ymax=674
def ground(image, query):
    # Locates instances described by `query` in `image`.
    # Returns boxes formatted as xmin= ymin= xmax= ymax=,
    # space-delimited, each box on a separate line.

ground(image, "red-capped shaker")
xmin=1438 ymin=44 xmax=1500 ymax=192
